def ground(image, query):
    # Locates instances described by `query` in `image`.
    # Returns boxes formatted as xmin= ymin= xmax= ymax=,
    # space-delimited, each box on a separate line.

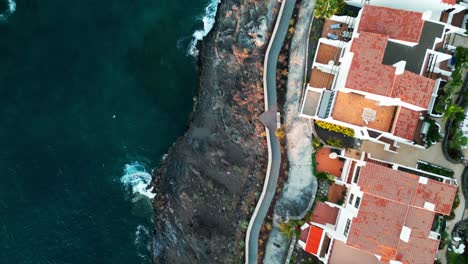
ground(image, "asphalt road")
xmin=246 ymin=1 xmax=296 ymax=263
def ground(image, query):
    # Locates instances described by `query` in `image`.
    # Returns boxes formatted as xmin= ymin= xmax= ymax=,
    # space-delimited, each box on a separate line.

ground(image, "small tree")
xmin=449 ymin=129 xmax=468 ymax=150
xmin=443 ymin=104 xmax=465 ymax=120
xmin=314 ymin=0 xmax=345 ymax=19
xmin=279 ymin=221 xmax=297 ymax=239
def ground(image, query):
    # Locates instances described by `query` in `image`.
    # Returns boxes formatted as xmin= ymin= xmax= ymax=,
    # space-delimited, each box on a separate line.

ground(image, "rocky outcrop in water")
xmin=151 ymin=0 xmax=278 ymax=263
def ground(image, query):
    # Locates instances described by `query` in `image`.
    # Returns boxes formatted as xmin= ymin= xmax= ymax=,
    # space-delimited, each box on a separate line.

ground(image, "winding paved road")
xmin=245 ymin=1 xmax=296 ymax=263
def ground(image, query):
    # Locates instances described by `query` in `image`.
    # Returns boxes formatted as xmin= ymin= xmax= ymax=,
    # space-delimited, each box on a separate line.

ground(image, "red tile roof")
xmin=347 ymin=194 xmax=440 ymax=263
xmin=396 ymin=207 xmax=440 ymax=264
xmin=345 ymin=32 xmax=436 ymax=111
xmin=358 ymin=163 xmax=419 ymax=203
xmin=305 ymin=226 xmax=324 ymax=255
xmin=359 ymin=5 xmax=425 ymax=43
xmin=347 ymin=194 xmax=406 ymax=259
xmin=396 ymin=235 xmax=440 ymax=264
xmin=392 ymin=107 xmax=421 ymax=141
xmin=413 ymin=179 xmax=458 ymax=215
xmin=358 ymin=162 xmax=457 ymax=215
xmin=346 ymin=32 xmax=396 ymax=96
xmin=442 ymin=0 xmax=457 ymax=4
xmin=310 ymin=202 xmax=339 ymax=226
xmin=392 ymin=71 xmax=436 ymax=109
xmin=404 ymin=206 xmax=435 ymax=241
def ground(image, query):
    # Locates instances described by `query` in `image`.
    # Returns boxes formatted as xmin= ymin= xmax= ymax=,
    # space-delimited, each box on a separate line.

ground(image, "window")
xmin=355 ymin=197 xmax=361 ymax=209
xmin=348 ymin=194 xmax=354 ymax=205
xmin=353 ymin=167 xmax=361 ymax=184
xmin=344 ymin=219 xmax=351 ymax=237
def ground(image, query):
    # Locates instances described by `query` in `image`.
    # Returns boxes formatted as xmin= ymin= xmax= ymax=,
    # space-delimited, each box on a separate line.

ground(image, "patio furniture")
xmin=330 ymin=23 xmax=343 ymax=29
xmin=340 ymin=31 xmax=352 ymax=39
xmin=327 ymin=33 xmax=338 ymax=40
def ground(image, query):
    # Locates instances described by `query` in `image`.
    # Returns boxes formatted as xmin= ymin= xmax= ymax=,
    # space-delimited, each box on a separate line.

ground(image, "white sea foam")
xmin=0 ymin=0 xmax=16 ymax=22
xmin=134 ymin=224 xmax=151 ymax=261
xmin=187 ymin=0 xmax=220 ymax=56
xmin=120 ymin=162 xmax=156 ymax=200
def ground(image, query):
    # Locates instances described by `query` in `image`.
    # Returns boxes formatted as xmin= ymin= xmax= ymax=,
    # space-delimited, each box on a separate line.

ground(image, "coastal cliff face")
xmin=151 ymin=0 xmax=278 ymax=263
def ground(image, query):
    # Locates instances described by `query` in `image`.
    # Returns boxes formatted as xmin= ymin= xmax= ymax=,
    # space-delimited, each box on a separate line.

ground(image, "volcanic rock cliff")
xmin=151 ymin=0 xmax=278 ymax=263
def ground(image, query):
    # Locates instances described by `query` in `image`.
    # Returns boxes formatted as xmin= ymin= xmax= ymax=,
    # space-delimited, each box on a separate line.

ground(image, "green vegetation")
xmin=417 ymin=162 xmax=454 ymax=177
xmin=312 ymin=136 xmax=323 ymax=150
xmin=314 ymin=0 xmax=345 ymax=19
xmin=311 ymin=153 xmax=317 ymax=175
xmin=449 ymin=129 xmax=468 ymax=152
xmin=425 ymin=119 xmax=442 ymax=147
xmin=437 ymin=47 xmax=468 ymax=118
xmin=317 ymin=171 xmax=335 ymax=182
xmin=279 ymin=219 xmax=305 ymax=239
xmin=443 ymin=104 xmax=465 ymax=120
xmin=448 ymin=251 xmax=467 ymax=264
xmin=442 ymin=47 xmax=468 ymax=161
xmin=326 ymin=137 xmax=344 ymax=148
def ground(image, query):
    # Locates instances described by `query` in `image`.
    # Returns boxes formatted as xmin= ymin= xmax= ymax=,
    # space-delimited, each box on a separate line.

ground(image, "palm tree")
xmin=279 ymin=221 xmax=297 ymax=238
xmin=314 ymin=0 xmax=345 ymax=19
xmin=443 ymin=104 xmax=465 ymax=120
xmin=449 ymin=129 xmax=468 ymax=151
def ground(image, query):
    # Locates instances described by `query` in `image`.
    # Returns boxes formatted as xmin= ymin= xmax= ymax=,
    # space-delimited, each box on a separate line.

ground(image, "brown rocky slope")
xmin=151 ymin=0 xmax=278 ymax=263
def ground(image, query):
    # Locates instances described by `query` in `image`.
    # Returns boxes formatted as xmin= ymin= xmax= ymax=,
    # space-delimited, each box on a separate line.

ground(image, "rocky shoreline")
xmin=150 ymin=1 xmax=279 ymax=263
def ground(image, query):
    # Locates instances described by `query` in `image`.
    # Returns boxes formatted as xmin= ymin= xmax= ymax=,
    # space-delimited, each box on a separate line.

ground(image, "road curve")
xmin=245 ymin=1 xmax=296 ymax=263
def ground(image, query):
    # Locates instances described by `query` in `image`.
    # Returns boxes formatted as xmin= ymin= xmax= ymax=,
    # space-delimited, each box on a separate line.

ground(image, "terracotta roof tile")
xmin=359 ymin=5 xmax=425 ymax=43
xmin=358 ymin=162 xmax=419 ymax=203
xmin=396 ymin=235 xmax=440 ymax=264
xmin=413 ymin=180 xmax=458 ymax=215
xmin=345 ymin=163 xmax=456 ymax=263
xmin=404 ymin=206 xmax=435 ymax=240
xmin=393 ymin=107 xmax=421 ymax=141
xmin=311 ymin=202 xmax=339 ymax=226
xmin=358 ymin=162 xmax=456 ymax=215
xmin=346 ymin=32 xmax=396 ymax=96
xmin=392 ymin=71 xmax=436 ymax=109
xmin=347 ymin=194 xmax=406 ymax=259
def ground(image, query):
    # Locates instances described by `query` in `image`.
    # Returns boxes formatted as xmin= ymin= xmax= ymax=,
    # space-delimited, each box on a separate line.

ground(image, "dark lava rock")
xmin=151 ymin=0 xmax=278 ymax=263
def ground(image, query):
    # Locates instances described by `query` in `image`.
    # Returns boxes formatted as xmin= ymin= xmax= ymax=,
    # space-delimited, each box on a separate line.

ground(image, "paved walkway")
xmin=245 ymin=1 xmax=295 ymax=263
xmin=263 ymin=1 xmax=317 ymax=263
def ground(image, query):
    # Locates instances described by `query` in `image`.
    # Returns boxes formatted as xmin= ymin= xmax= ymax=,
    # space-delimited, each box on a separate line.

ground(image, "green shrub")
xmin=311 ymin=153 xmax=317 ymax=175
xmin=317 ymin=172 xmax=329 ymax=180
xmin=425 ymin=119 xmax=442 ymax=147
xmin=326 ymin=137 xmax=344 ymax=148
xmin=418 ymin=162 xmax=454 ymax=177
xmin=312 ymin=136 xmax=323 ymax=150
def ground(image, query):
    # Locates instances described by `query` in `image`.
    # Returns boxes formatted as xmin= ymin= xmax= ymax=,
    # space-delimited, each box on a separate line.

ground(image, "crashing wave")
xmin=120 ymin=162 xmax=156 ymax=200
xmin=0 ymin=0 xmax=15 ymax=22
xmin=187 ymin=0 xmax=220 ymax=56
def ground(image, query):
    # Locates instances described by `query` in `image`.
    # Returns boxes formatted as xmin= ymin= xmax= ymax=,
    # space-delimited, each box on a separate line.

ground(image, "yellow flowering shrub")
xmin=315 ymin=120 xmax=355 ymax=137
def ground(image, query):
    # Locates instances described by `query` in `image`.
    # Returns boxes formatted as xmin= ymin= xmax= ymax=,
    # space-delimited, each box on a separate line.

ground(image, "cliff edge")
xmin=151 ymin=0 xmax=278 ymax=263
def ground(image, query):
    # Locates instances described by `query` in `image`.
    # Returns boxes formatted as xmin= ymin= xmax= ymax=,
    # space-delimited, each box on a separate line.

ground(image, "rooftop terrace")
xmin=332 ymin=92 xmax=396 ymax=132
xmin=316 ymin=44 xmax=341 ymax=65
xmin=309 ymin=68 xmax=335 ymax=89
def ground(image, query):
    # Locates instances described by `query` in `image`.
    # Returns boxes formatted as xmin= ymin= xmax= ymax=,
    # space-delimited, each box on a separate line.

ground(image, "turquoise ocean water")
xmin=0 ymin=0 xmax=218 ymax=263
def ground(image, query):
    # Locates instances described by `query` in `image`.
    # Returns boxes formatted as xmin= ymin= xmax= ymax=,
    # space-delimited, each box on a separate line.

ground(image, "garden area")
xmin=417 ymin=161 xmax=454 ymax=178
xmin=314 ymin=120 xmax=356 ymax=149
xmin=424 ymin=118 xmax=443 ymax=147
xmin=446 ymin=219 xmax=468 ymax=264
xmin=439 ymin=47 xmax=468 ymax=161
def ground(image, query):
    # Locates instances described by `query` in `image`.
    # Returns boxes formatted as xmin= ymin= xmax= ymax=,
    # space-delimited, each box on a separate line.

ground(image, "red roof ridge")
xmin=359 ymin=5 xmax=425 ymax=43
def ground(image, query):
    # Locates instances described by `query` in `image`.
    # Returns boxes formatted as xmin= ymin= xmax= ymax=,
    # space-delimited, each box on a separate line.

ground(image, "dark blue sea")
xmin=0 ymin=0 xmax=218 ymax=263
